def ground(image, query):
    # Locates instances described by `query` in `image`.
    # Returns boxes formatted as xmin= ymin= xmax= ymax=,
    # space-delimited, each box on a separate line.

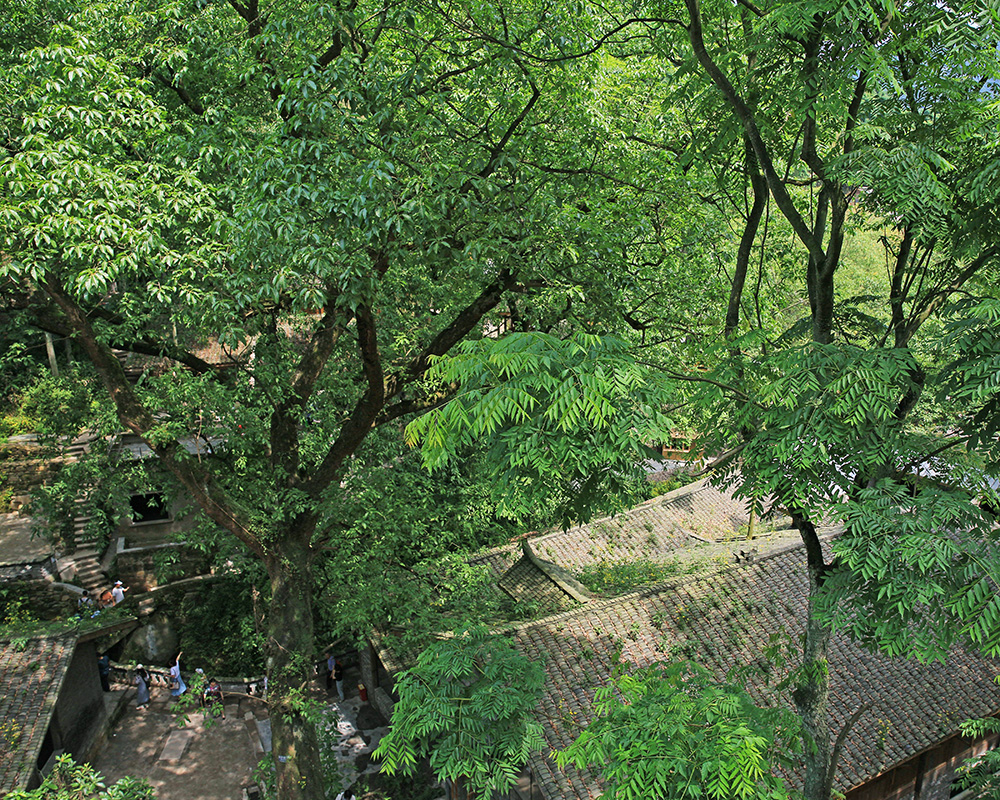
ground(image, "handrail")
xmin=109 ymin=662 xmax=268 ymax=697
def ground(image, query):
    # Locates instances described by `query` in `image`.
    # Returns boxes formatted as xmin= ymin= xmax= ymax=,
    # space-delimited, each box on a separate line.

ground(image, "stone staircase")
xmin=72 ymin=544 xmax=109 ymax=596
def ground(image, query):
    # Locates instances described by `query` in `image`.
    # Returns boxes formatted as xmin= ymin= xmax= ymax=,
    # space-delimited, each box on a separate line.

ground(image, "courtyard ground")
xmin=93 ymin=661 xmax=392 ymax=799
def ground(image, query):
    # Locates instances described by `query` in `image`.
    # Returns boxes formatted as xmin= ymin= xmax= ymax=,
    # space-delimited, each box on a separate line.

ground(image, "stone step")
xmin=73 ymin=555 xmax=108 ymax=594
xmin=158 ymin=729 xmax=194 ymax=764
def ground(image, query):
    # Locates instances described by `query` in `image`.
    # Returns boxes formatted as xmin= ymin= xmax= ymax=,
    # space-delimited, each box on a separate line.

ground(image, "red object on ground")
xmin=358 ymin=683 xmax=368 ymax=702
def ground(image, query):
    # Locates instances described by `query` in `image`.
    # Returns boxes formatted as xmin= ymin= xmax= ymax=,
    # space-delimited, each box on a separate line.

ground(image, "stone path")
xmin=321 ymin=693 xmax=391 ymax=792
xmin=0 ymin=512 xmax=50 ymax=565
xmin=93 ymin=665 xmax=392 ymax=798
xmin=93 ymin=690 xmax=266 ymax=799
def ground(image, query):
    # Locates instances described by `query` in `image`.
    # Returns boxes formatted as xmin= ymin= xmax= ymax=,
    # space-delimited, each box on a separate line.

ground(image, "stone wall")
xmin=0 ymin=560 xmax=75 ymax=620
xmin=359 ymin=642 xmax=397 ymax=722
xmin=115 ymin=546 xmax=211 ymax=591
xmin=52 ymin=640 xmax=106 ymax=761
xmin=0 ymin=444 xmax=62 ymax=511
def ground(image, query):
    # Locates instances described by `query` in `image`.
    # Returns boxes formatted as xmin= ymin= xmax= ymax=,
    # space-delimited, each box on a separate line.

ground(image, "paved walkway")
xmin=94 ymin=665 xmax=391 ymax=799
xmin=0 ymin=512 xmax=51 ymax=566
xmin=94 ymin=689 xmax=263 ymax=800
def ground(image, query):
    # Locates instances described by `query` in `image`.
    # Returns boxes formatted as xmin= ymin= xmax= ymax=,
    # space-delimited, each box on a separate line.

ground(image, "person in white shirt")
xmin=111 ymin=580 xmax=128 ymax=605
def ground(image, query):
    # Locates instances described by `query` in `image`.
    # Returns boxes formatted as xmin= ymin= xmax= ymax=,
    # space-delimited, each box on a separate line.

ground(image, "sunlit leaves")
xmin=407 ymin=332 xmax=675 ymax=522
xmin=373 ymin=625 xmax=545 ymax=797
xmin=0 ymin=3 xmax=225 ymax=308
xmin=556 ymin=661 xmax=800 ymax=800
xmin=939 ymin=298 xmax=1000 ymax=467
xmin=6 ymin=753 xmax=154 ymax=800
xmin=819 ymin=478 xmax=1000 ymax=661
xmin=703 ymin=342 xmax=922 ymax=516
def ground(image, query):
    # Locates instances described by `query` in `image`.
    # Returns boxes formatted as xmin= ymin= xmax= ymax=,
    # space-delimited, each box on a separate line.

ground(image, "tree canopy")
xmin=4 ymin=0 xmax=1000 ymax=798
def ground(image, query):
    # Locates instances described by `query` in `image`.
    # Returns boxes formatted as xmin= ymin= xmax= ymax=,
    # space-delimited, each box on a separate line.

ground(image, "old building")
xmin=0 ymin=633 xmax=109 ymax=793
xmin=363 ymin=480 xmax=1000 ymax=800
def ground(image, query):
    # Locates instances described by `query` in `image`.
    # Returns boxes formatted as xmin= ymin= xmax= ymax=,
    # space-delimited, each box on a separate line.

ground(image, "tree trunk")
xmin=45 ymin=331 xmax=59 ymax=376
xmin=796 ymin=590 xmax=833 ymax=800
xmin=792 ymin=515 xmax=834 ymax=800
xmin=265 ymin=532 xmax=326 ymax=800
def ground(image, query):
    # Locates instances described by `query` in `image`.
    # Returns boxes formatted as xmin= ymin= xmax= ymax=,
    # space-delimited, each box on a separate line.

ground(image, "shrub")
xmin=0 ymin=412 xmax=36 ymax=438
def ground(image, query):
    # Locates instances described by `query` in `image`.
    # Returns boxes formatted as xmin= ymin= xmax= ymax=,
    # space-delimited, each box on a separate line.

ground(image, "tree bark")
xmin=791 ymin=513 xmax=834 ymax=800
xmin=265 ymin=526 xmax=326 ymax=800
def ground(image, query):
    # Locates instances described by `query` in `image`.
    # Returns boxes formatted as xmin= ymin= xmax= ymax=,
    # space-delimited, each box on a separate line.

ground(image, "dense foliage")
xmin=374 ymin=625 xmax=545 ymax=797
xmin=6 ymin=755 xmax=154 ymax=800
xmin=557 ymin=661 xmax=801 ymax=800
xmin=4 ymin=0 xmax=1000 ymax=798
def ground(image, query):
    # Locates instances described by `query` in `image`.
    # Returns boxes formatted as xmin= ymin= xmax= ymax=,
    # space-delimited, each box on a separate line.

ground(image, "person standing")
xmin=77 ymin=590 xmax=93 ymax=614
xmin=333 ymin=657 xmax=345 ymax=702
xmin=203 ymin=678 xmax=225 ymax=719
xmin=111 ymin=581 xmax=128 ymax=605
xmin=325 ymin=652 xmax=335 ymax=692
xmin=97 ymin=653 xmax=111 ymax=692
xmin=169 ymin=651 xmax=187 ymax=697
xmin=135 ymin=665 xmax=150 ymax=709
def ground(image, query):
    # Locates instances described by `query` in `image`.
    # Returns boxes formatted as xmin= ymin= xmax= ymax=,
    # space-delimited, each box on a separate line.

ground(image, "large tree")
xmin=0 ymin=0 xmax=652 ymax=796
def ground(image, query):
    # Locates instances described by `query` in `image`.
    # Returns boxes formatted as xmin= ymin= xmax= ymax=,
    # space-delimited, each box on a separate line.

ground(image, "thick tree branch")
xmin=685 ymin=0 xmax=823 ymax=262
xmin=384 ymin=268 xmax=518 ymax=404
xmin=726 ymin=139 xmax=768 ymax=339
xmin=303 ymin=303 xmax=384 ymax=498
xmin=154 ymin=71 xmax=206 ymax=116
xmin=27 ymin=308 xmax=220 ymax=375
xmin=825 ymin=704 xmax=871 ymax=800
xmin=270 ymin=290 xmax=348 ymax=478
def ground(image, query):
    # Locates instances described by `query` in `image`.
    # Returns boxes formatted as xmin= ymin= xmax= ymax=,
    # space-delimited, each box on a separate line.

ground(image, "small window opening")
xmin=130 ymin=493 xmax=170 ymax=524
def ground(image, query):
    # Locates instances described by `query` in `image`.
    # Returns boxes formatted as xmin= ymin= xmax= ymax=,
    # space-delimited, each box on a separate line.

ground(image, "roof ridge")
xmin=468 ymin=477 xmax=714 ymax=565
xmin=501 ymin=528 xmax=842 ymax=634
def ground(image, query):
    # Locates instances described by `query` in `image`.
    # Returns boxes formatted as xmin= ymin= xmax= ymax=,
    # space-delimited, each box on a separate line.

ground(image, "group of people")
xmin=77 ymin=580 xmax=129 ymax=617
xmin=124 ymin=651 xmax=224 ymax=718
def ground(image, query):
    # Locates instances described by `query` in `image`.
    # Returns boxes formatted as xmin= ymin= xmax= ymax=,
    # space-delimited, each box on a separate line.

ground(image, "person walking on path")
xmin=97 ymin=653 xmax=111 ymax=692
xmin=333 ymin=657 xmax=345 ymax=702
xmin=111 ymin=581 xmax=128 ymax=605
xmin=135 ymin=665 xmax=150 ymax=709
xmin=169 ymin=652 xmax=187 ymax=697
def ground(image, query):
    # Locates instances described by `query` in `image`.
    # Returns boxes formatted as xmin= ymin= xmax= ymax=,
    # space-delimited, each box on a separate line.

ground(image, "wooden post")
xmin=45 ymin=332 xmax=59 ymax=376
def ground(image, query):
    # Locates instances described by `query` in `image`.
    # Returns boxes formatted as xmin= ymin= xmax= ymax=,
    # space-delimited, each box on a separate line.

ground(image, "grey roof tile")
xmin=511 ymin=543 xmax=1000 ymax=800
xmin=0 ymin=634 xmax=77 ymax=793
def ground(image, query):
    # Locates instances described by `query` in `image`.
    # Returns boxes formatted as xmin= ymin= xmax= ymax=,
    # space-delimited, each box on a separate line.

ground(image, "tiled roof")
xmin=512 ymin=541 xmax=1000 ymax=799
xmin=498 ymin=556 xmax=578 ymax=615
xmin=471 ymin=480 xmax=758 ymax=581
xmin=0 ymin=634 xmax=77 ymax=793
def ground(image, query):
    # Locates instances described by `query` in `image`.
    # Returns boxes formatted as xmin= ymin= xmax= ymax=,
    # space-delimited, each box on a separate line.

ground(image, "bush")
xmin=0 ymin=412 xmax=36 ymax=438
xmin=6 ymin=754 xmax=154 ymax=799
xmin=0 ymin=586 xmax=37 ymax=626
xmin=19 ymin=370 xmax=97 ymax=441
